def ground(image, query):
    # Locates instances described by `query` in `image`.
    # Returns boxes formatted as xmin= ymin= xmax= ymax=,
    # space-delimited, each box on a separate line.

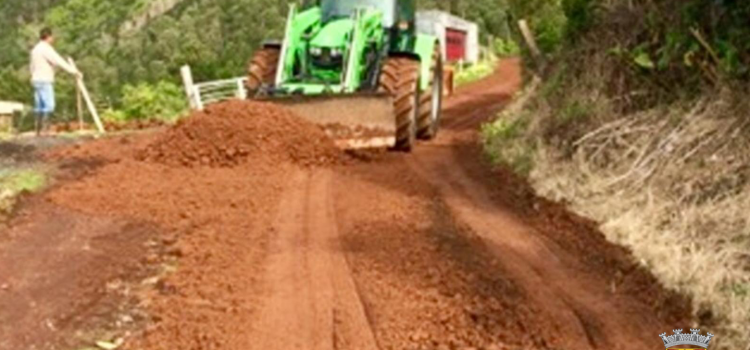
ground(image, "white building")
xmin=416 ymin=10 xmax=480 ymax=64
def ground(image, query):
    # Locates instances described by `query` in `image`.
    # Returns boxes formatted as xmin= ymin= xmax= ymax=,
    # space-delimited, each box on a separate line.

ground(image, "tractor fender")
xmin=389 ymin=35 xmax=438 ymax=91
xmin=413 ymin=34 xmax=438 ymax=91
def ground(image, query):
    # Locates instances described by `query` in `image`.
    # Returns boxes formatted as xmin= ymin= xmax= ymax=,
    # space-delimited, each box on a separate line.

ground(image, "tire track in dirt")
xmin=409 ymin=150 xmax=659 ymax=348
xmin=333 ymin=158 xmax=552 ymax=349
xmin=248 ymin=168 xmax=378 ymax=350
xmin=328 ymin=58 xmax=684 ymax=349
xmin=399 ymin=57 xmax=677 ymax=348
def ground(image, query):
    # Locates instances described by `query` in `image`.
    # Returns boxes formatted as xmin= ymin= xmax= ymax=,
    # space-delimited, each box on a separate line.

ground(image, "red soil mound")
xmin=139 ymin=100 xmax=340 ymax=167
xmin=50 ymin=119 xmax=167 ymax=133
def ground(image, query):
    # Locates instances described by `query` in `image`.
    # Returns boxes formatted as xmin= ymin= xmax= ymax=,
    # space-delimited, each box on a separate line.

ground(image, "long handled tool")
xmin=68 ymin=58 xmax=105 ymax=133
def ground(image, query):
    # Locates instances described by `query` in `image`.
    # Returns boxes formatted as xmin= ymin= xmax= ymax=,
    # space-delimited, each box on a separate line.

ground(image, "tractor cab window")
xmin=320 ymin=0 xmax=396 ymax=27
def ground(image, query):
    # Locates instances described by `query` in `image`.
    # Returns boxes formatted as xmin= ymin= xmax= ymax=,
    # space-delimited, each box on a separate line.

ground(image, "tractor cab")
xmin=319 ymin=0 xmax=396 ymax=27
xmin=291 ymin=0 xmax=417 ymax=88
xmin=311 ymin=0 xmax=416 ymax=30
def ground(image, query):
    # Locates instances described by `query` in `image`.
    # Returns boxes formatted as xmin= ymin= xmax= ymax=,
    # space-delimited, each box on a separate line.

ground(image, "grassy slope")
xmin=484 ymin=2 xmax=750 ymax=349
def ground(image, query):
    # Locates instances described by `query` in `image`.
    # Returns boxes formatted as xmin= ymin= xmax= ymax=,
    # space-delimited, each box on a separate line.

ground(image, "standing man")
xmin=30 ymin=27 xmax=81 ymax=136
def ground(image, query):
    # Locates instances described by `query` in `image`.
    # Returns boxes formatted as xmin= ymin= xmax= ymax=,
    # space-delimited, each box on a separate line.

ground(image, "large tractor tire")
xmin=379 ymin=57 xmax=421 ymax=152
xmin=417 ymin=44 xmax=444 ymax=140
xmin=246 ymin=47 xmax=280 ymax=96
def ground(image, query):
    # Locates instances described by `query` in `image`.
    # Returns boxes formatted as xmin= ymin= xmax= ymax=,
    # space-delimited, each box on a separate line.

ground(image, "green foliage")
xmin=561 ymin=0 xmax=594 ymax=37
xmin=601 ymin=0 xmax=750 ymax=87
xmin=729 ymin=282 xmax=749 ymax=299
xmin=507 ymin=0 xmax=567 ymax=54
xmin=633 ymin=51 xmax=655 ymax=70
xmin=115 ymin=81 xmax=187 ymax=123
xmin=559 ymin=99 xmax=592 ymax=125
xmin=455 ymin=61 xmax=496 ymax=86
xmin=0 ymin=67 xmax=32 ymax=104
xmin=101 ymin=109 xmax=128 ymax=124
xmin=531 ymin=5 xmax=567 ymax=54
xmin=0 ymin=167 xmax=47 ymax=215
xmin=0 ymin=168 xmax=47 ymax=196
xmin=483 ymin=117 xmax=525 ymax=142
xmin=482 ymin=116 xmax=534 ymax=175
xmin=0 ymin=0 xmax=292 ymax=119
xmin=493 ymin=38 xmax=520 ymax=57
xmin=541 ymin=64 xmax=567 ymax=98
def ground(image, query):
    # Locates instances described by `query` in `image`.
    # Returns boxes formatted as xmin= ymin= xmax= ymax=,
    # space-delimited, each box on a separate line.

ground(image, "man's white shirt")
xmin=30 ymin=41 xmax=77 ymax=83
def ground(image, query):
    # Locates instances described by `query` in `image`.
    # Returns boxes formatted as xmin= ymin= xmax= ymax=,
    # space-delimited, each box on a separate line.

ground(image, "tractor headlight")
xmin=310 ymin=47 xmax=323 ymax=56
xmin=330 ymin=48 xmax=344 ymax=57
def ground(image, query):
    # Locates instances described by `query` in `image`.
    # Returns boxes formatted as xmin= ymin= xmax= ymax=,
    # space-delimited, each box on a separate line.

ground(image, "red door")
xmin=445 ymin=28 xmax=467 ymax=62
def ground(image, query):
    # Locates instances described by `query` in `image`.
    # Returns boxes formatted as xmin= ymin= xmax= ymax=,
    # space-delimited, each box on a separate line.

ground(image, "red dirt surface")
xmin=0 ymin=59 xmax=692 ymax=350
xmin=0 ymin=197 xmax=159 ymax=350
xmin=46 ymin=148 xmax=291 ymax=350
xmin=139 ymin=100 xmax=340 ymax=167
xmin=50 ymin=119 xmax=167 ymax=133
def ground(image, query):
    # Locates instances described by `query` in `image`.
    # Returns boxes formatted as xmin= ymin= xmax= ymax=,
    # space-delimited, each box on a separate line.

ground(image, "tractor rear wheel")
xmin=246 ymin=47 xmax=280 ymax=97
xmin=379 ymin=57 xmax=421 ymax=152
xmin=417 ymin=44 xmax=443 ymax=140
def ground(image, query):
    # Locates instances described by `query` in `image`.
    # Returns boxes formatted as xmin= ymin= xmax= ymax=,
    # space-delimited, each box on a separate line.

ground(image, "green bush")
xmin=535 ymin=8 xmax=566 ymax=54
xmin=455 ymin=61 xmax=496 ymax=86
xmin=110 ymin=81 xmax=187 ymax=123
xmin=559 ymin=99 xmax=592 ymax=125
xmin=509 ymin=0 xmax=567 ymax=54
xmin=101 ymin=108 xmax=128 ymax=124
xmin=600 ymin=0 xmax=750 ymax=88
xmin=561 ymin=0 xmax=595 ymax=38
xmin=494 ymin=38 xmax=521 ymax=57
xmin=482 ymin=116 xmax=535 ymax=175
xmin=0 ymin=168 xmax=46 ymax=214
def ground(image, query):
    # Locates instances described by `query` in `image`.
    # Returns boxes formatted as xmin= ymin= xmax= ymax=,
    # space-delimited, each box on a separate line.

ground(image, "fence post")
xmin=236 ymin=79 xmax=247 ymax=99
xmin=518 ymin=19 xmax=543 ymax=60
xmin=76 ymin=80 xmax=83 ymax=131
xmin=193 ymin=86 xmax=204 ymax=110
xmin=181 ymin=65 xmax=199 ymax=110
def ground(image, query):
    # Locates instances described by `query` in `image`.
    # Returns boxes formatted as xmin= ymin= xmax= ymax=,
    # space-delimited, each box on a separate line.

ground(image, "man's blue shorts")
xmin=33 ymin=82 xmax=55 ymax=115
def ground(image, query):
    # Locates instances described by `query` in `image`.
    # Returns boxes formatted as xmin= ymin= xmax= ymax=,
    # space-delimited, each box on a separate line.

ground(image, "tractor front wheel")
xmin=246 ymin=47 xmax=280 ymax=97
xmin=379 ymin=57 xmax=421 ymax=152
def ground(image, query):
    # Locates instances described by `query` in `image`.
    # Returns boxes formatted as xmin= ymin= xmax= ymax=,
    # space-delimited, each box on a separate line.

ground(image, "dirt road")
xmin=0 ymin=59 xmax=689 ymax=350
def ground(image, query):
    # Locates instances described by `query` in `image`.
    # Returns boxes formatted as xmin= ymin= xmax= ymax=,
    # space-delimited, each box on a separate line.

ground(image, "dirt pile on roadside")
xmin=46 ymin=136 xmax=295 ymax=350
xmin=139 ymin=100 xmax=340 ymax=167
xmin=42 ymin=100 xmax=342 ymax=349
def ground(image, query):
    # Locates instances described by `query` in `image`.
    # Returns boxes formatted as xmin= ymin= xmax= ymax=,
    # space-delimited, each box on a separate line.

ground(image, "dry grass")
xmin=488 ymin=85 xmax=750 ymax=349
xmin=484 ymin=0 xmax=750 ymax=347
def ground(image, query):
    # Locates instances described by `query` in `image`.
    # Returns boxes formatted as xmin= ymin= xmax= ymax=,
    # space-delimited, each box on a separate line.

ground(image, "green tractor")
xmin=246 ymin=0 xmax=443 ymax=151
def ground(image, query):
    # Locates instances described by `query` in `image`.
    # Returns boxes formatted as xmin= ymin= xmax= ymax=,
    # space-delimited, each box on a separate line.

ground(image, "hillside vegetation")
xmin=484 ymin=1 xmax=750 ymax=348
xmin=0 ymin=0 xmax=293 ymax=124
